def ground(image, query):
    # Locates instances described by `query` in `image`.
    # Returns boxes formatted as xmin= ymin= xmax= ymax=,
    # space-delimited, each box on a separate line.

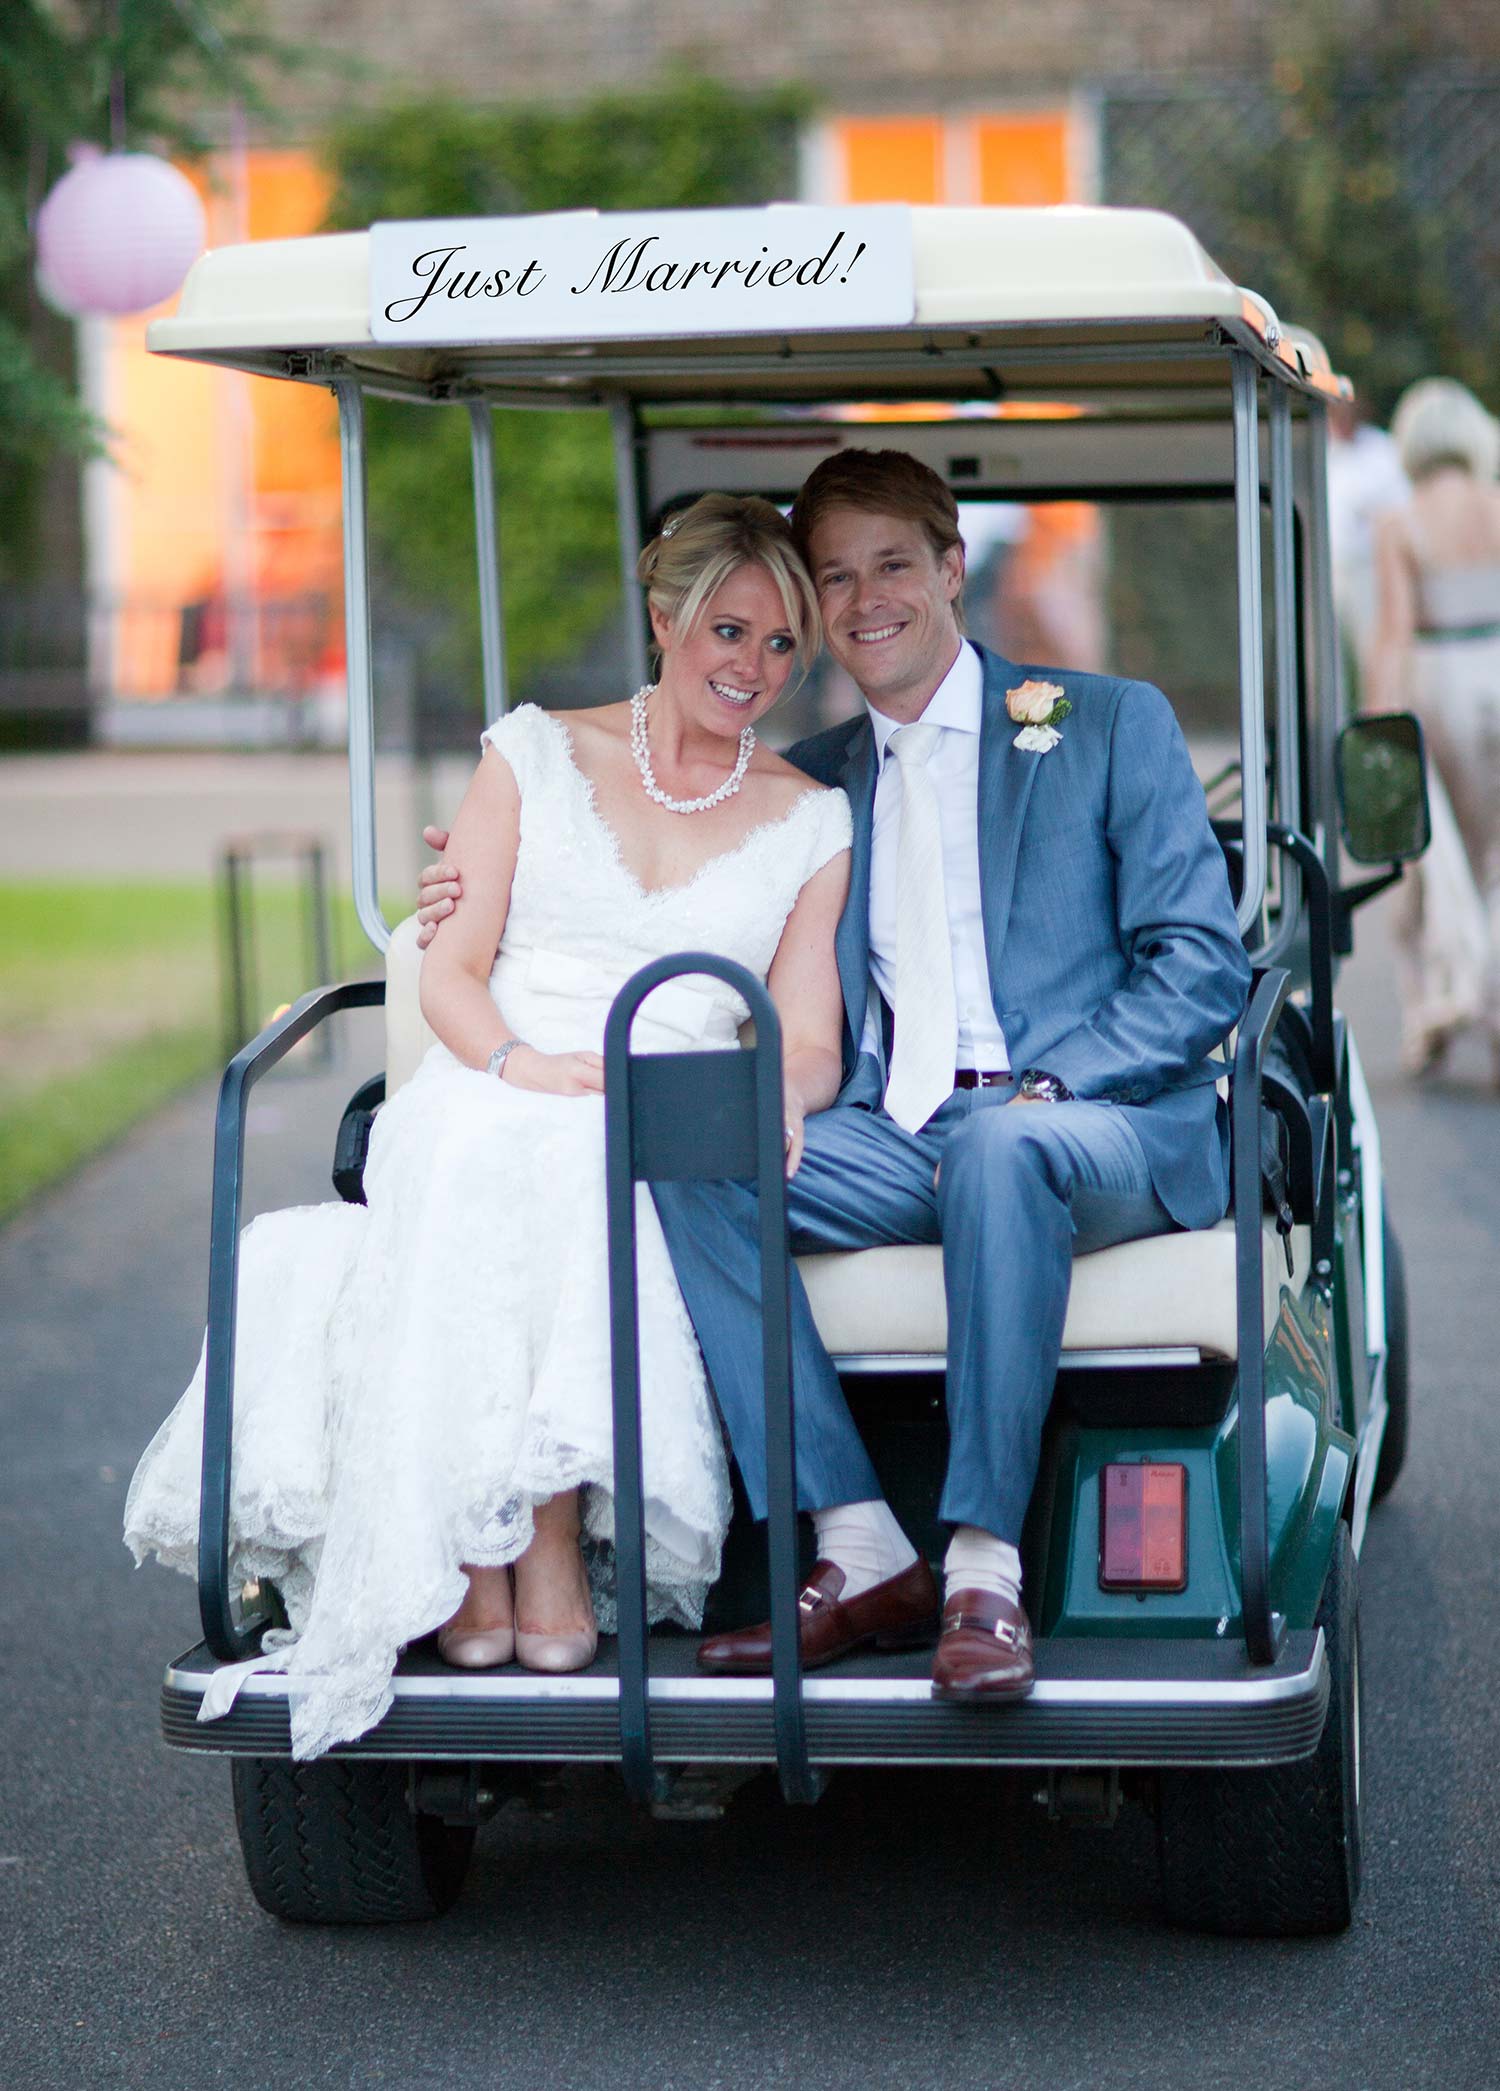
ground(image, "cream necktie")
xmin=882 ymin=722 xmax=958 ymax=1133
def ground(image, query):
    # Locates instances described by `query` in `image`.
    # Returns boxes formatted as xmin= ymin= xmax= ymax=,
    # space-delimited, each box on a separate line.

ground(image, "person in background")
xmin=1367 ymin=378 xmax=1500 ymax=1081
xmin=1327 ymin=398 xmax=1409 ymax=699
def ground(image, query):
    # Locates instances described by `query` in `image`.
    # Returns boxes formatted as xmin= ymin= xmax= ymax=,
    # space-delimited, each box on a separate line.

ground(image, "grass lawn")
xmin=0 ymin=880 xmax=378 ymax=1225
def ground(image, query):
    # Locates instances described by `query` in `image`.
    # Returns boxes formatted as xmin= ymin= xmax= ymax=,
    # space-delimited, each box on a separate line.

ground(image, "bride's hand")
xmin=784 ymin=1087 xmax=808 ymax=1177
xmin=500 ymin=1045 xmax=605 ymax=1096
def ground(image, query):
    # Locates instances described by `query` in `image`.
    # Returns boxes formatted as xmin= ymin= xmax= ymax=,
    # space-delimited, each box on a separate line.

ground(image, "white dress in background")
xmin=124 ymin=703 xmax=852 ymax=1759
xmin=1389 ymin=547 xmax=1500 ymax=1070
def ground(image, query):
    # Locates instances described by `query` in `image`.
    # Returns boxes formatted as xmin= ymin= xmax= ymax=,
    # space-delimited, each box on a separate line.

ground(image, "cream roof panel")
xmin=148 ymin=205 xmax=1245 ymax=360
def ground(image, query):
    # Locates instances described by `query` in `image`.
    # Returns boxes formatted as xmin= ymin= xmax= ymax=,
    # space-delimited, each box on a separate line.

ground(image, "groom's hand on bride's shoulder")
xmin=416 ymin=825 xmax=461 ymax=949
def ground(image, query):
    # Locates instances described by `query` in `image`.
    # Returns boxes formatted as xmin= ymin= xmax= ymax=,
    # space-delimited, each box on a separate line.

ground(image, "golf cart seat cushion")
xmin=387 ymin=914 xmax=439 ymax=1092
xmin=384 ymin=917 xmax=1303 ymax=1363
xmin=798 ymin=1222 xmax=1310 ymax=1365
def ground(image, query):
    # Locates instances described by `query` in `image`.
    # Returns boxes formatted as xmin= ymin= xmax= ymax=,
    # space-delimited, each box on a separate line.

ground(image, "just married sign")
xmin=368 ymin=206 xmax=915 ymax=345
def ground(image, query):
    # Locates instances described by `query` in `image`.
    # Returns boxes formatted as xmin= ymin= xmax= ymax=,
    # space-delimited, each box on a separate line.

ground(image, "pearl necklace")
xmin=629 ymin=686 xmax=755 ymax=815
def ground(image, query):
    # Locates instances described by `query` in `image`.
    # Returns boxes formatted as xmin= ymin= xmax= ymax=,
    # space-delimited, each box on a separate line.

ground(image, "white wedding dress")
xmin=124 ymin=703 xmax=852 ymax=1759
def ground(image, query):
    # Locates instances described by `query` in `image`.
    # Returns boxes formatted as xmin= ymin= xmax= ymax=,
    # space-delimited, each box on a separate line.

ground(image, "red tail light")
xmin=1099 ymin=1462 xmax=1188 ymax=1591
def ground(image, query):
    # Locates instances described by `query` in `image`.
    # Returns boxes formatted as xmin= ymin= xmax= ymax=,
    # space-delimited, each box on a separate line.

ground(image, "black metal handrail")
xmin=198 ymin=978 xmax=386 ymax=1662
xmin=1215 ymin=821 xmax=1336 ymax=1093
xmin=604 ymin=954 xmax=818 ymax=1807
xmin=1231 ymin=965 xmax=1292 ymax=1666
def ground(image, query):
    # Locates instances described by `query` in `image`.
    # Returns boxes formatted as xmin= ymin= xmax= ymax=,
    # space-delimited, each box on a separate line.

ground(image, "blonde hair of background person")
xmin=1365 ymin=378 xmax=1500 ymax=711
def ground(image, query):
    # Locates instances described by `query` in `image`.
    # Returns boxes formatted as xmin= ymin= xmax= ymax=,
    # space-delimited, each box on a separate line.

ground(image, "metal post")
xmin=303 ymin=839 xmax=335 ymax=1067
xmin=334 ymin=378 xmax=391 ymax=955
xmin=219 ymin=848 xmax=249 ymax=1059
xmin=306 ymin=840 xmax=333 ymax=992
xmin=1230 ymin=352 xmax=1269 ymax=940
xmin=611 ymin=398 xmax=650 ymax=688
xmin=1262 ymin=384 xmax=1303 ymax=960
xmin=468 ymin=399 xmax=509 ymax=721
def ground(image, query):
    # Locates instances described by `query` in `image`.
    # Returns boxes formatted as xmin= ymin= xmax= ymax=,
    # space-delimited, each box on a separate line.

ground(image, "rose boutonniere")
xmin=1006 ymin=679 xmax=1071 ymax=753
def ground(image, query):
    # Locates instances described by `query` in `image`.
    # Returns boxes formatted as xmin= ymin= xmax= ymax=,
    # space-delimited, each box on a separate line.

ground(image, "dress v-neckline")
xmin=536 ymin=706 xmax=824 ymax=902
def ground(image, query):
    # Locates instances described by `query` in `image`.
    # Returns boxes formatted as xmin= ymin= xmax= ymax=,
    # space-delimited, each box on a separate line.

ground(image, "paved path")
xmin=2 ymin=916 xmax=1498 ymax=2090
xmin=0 ymin=750 xmax=474 ymax=891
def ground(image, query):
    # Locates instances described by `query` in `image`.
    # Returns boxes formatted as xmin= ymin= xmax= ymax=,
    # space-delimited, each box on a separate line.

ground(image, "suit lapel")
xmin=976 ymin=646 xmax=1044 ymax=995
xmin=835 ymin=717 xmax=876 ymax=1063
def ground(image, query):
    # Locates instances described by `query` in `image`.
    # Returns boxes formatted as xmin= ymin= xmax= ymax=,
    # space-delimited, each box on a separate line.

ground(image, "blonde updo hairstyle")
xmin=637 ymin=493 xmax=822 ymax=681
xmin=1391 ymin=377 xmax=1500 ymax=484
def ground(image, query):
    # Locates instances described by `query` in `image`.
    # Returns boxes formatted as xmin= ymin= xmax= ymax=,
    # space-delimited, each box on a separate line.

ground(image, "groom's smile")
xmin=808 ymin=507 xmax=966 ymax=720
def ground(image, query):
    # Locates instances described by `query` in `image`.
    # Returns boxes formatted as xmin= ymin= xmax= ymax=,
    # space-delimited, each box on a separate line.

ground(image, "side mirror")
xmin=1336 ymin=714 xmax=1431 ymax=865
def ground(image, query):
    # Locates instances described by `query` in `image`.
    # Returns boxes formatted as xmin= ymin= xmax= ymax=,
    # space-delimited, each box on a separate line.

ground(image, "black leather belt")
xmin=953 ymin=1069 xmax=1011 ymax=1090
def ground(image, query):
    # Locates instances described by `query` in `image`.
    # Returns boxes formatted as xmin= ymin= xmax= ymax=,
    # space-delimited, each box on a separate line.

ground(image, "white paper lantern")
xmin=35 ymin=148 xmax=206 ymax=317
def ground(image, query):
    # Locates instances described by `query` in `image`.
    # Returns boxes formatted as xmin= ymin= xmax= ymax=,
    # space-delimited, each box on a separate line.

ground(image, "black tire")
xmin=1156 ymin=1523 xmax=1362 ymax=1936
xmin=231 ymin=1758 xmax=475 ymax=1924
xmin=1372 ymin=1199 xmax=1409 ymax=1503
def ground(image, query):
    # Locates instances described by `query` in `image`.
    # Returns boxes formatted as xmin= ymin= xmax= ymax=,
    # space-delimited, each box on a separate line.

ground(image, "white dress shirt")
xmin=860 ymin=640 xmax=1010 ymax=1074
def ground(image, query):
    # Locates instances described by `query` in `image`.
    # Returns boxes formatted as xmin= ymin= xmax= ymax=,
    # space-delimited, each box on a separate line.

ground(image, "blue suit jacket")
xmin=785 ymin=644 xmax=1252 ymax=1231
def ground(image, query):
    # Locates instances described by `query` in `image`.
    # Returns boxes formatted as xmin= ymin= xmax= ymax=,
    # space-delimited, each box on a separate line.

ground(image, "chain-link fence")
xmin=1100 ymin=71 xmax=1500 ymax=406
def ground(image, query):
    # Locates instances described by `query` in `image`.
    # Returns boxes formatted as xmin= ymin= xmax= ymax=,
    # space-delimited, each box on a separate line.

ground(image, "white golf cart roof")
xmin=147 ymin=204 xmax=1347 ymax=413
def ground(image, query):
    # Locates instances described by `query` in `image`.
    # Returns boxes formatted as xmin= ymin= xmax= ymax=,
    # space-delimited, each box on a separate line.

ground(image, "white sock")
xmin=943 ymin=1525 xmax=1023 ymax=1607
xmin=812 ymin=1499 xmax=918 ymax=1601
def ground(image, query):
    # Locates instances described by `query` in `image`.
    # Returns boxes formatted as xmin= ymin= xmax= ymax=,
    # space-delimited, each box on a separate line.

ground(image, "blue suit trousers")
xmin=653 ymin=1089 xmax=1176 ymax=1545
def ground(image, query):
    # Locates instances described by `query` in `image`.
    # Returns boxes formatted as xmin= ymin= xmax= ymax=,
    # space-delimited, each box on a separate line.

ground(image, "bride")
xmin=124 ymin=494 xmax=853 ymax=1760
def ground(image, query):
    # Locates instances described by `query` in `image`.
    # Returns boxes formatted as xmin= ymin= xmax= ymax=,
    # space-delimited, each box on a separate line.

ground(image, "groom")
xmin=422 ymin=450 xmax=1249 ymax=1699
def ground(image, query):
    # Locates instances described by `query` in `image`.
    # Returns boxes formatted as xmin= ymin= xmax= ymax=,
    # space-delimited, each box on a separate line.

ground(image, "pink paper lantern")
xmin=36 ymin=148 xmax=206 ymax=317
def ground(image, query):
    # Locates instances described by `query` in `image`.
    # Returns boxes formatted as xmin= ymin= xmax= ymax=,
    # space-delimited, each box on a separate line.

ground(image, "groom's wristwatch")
xmin=1016 ymin=1068 xmax=1074 ymax=1103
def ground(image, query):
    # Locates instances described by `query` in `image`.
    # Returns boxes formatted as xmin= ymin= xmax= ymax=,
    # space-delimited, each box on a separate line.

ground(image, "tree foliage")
xmin=1110 ymin=1 xmax=1495 ymax=423
xmin=321 ymin=78 xmax=807 ymax=706
xmin=1215 ymin=6 xmax=1491 ymax=419
xmin=0 ymin=0 xmax=297 ymax=576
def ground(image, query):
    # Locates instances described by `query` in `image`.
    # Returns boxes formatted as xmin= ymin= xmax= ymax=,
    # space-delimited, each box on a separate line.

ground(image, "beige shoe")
xmin=515 ymin=1622 xmax=598 ymax=1674
xmin=437 ymin=1620 xmax=516 ymax=1670
xmin=437 ymin=1563 xmax=516 ymax=1669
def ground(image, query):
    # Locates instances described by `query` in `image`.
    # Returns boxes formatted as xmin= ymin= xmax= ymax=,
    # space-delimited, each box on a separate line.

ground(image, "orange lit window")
xmin=839 ymin=118 xmax=944 ymax=204
xmin=825 ymin=108 xmax=1079 ymax=208
xmin=976 ymin=115 xmax=1071 ymax=206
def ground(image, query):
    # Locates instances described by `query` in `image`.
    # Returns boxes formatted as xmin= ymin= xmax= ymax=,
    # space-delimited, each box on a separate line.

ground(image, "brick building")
xmin=264 ymin=0 xmax=1500 ymax=112
xmin=27 ymin=0 xmax=1500 ymax=740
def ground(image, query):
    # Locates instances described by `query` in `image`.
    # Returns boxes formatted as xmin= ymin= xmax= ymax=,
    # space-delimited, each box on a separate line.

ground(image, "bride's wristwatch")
xmin=486 ymin=1038 xmax=527 ymax=1081
xmin=1016 ymin=1068 xmax=1074 ymax=1103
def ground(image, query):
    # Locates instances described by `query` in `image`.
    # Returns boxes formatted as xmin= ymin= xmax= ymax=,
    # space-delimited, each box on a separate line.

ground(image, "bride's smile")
xmin=650 ymin=560 xmax=801 ymax=752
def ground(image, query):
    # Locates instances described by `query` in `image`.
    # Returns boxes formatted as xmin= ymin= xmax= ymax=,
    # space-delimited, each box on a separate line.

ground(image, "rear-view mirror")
xmin=1336 ymin=714 xmax=1431 ymax=865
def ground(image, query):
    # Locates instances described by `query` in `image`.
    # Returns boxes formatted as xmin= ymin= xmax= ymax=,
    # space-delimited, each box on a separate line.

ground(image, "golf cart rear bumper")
xmin=161 ymin=1629 xmax=1327 ymax=1769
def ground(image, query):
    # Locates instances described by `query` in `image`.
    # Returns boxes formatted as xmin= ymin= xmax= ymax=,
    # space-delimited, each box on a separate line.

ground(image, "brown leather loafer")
xmin=930 ymin=1587 xmax=1035 ymax=1700
xmin=697 ymin=1556 xmax=939 ymax=1675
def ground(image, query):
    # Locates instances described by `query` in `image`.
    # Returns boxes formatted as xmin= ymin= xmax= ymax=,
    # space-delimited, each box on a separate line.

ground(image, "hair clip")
xmin=661 ymin=512 xmax=685 ymax=537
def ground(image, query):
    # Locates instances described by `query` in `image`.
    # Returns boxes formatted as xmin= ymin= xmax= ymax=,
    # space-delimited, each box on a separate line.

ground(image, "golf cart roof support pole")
xmin=1261 ymin=383 xmax=1303 ymax=963
xmin=1232 ymin=965 xmax=1291 ymax=1666
xmin=1303 ymin=396 xmax=1341 ymax=857
xmin=1230 ymin=351 xmax=1269 ymax=941
xmin=334 ymin=376 xmax=392 ymax=953
xmin=468 ymin=399 xmax=509 ymax=720
xmin=612 ymin=398 xmax=650 ymax=689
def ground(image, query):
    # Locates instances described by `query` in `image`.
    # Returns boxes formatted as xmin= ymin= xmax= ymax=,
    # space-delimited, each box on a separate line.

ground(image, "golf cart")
xmin=146 ymin=203 xmax=1429 ymax=1936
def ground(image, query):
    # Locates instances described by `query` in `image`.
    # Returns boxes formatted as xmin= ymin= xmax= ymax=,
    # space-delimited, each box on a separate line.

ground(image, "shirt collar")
xmin=866 ymin=640 xmax=983 ymax=765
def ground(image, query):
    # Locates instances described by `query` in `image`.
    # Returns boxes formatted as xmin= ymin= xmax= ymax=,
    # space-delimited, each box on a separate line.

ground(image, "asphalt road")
xmin=3 ymin=913 xmax=1499 ymax=2091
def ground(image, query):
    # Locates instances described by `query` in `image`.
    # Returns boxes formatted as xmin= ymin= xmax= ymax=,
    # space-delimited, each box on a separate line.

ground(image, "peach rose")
xmin=1006 ymin=679 xmax=1065 ymax=726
